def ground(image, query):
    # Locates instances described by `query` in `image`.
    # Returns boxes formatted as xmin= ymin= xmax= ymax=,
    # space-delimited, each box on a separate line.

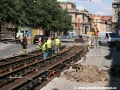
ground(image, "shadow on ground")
xmin=104 ymin=45 xmax=120 ymax=90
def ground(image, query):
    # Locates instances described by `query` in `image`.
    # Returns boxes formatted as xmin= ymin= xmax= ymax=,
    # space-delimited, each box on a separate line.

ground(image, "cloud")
xmin=93 ymin=11 xmax=106 ymax=15
xmin=91 ymin=0 xmax=101 ymax=2
xmin=104 ymin=8 xmax=112 ymax=10
xmin=75 ymin=0 xmax=112 ymax=15
xmin=77 ymin=0 xmax=101 ymax=2
xmin=77 ymin=6 xmax=85 ymax=10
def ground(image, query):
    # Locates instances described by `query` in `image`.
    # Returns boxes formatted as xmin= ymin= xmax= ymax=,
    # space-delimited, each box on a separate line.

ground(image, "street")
xmin=0 ymin=42 xmax=120 ymax=90
xmin=0 ymin=0 xmax=119 ymax=90
xmin=0 ymin=43 xmax=38 ymax=58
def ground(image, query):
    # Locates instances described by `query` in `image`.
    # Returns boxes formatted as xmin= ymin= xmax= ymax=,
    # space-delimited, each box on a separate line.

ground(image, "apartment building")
xmin=58 ymin=1 xmax=92 ymax=36
xmin=92 ymin=15 xmax=112 ymax=32
xmin=58 ymin=0 xmax=112 ymax=37
xmin=112 ymin=0 xmax=120 ymax=30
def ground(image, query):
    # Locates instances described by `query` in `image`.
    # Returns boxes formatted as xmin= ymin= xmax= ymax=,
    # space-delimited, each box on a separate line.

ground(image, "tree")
xmin=0 ymin=0 xmax=73 ymax=35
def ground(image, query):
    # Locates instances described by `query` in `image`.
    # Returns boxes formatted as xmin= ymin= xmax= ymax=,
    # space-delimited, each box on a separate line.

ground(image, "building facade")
xmin=112 ymin=0 xmax=120 ymax=30
xmin=92 ymin=15 xmax=112 ymax=32
xmin=58 ymin=0 xmax=112 ymax=36
xmin=59 ymin=1 xmax=92 ymax=36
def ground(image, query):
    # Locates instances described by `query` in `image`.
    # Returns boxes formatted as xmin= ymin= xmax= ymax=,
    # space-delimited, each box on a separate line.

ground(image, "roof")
xmin=91 ymin=14 xmax=112 ymax=21
xmin=102 ymin=16 xmax=111 ymax=21
xmin=91 ymin=15 xmax=101 ymax=19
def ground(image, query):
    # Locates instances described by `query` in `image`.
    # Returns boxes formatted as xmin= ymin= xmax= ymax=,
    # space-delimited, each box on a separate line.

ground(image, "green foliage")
xmin=0 ymin=0 xmax=73 ymax=33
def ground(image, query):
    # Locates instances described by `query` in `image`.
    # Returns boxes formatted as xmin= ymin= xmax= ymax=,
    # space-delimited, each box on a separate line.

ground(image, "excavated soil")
xmin=62 ymin=64 xmax=109 ymax=83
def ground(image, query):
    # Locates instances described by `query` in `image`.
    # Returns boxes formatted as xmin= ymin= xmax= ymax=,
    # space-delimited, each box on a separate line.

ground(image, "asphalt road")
xmin=1 ymin=42 xmax=120 ymax=66
xmin=0 ymin=43 xmax=38 ymax=58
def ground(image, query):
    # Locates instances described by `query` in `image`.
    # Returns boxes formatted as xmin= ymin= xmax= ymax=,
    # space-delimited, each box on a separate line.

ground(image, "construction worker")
xmin=42 ymin=39 xmax=48 ymax=59
xmin=16 ymin=34 xmax=20 ymax=38
xmin=16 ymin=34 xmax=20 ymax=44
xmin=38 ymin=37 xmax=42 ymax=51
xmin=54 ymin=37 xmax=61 ymax=54
xmin=47 ymin=37 xmax=52 ymax=57
xmin=38 ymin=43 xmax=42 ymax=51
xmin=20 ymin=36 xmax=28 ymax=54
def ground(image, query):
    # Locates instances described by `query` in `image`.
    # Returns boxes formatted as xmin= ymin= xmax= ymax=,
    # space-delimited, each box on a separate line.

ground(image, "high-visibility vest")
xmin=38 ymin=43 xmax=42 ymax=49
xmin=42 ymin=42 xmax=47 ymax=51
xmin=55 ymin=39 xmax=60 ymax=46
xmin=47 ymin=40 xmax=52 ymax=48
xmin=16 ymin=35 xmax=20 ymax=38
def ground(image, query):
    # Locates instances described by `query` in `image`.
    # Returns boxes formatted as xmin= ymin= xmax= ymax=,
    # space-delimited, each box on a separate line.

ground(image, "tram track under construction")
xmin=0 ymin=45 xmax=87 ymax=90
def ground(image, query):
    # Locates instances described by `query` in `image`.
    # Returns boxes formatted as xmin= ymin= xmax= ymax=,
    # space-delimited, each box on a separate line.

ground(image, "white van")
xmin=98 ymin=32 xmax=120 ymax=46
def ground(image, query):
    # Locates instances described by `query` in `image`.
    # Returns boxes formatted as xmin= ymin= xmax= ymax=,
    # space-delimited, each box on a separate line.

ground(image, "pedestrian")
xmin=20 ymin=36 xmax=28 ymax=54
xmin=46 ymin=37 xmax=52 ymax=57
xmin=54 ymin=37 xmax=61 ymax=54
xmin=42 ymin=39 xmax=48 ymax=59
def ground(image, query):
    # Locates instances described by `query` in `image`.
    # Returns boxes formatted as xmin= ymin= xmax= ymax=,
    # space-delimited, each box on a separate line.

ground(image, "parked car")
xmin=98 ymin=32 xmax=120 ymax=46
xmin=33 ymin=35 xmax=47 ymax=44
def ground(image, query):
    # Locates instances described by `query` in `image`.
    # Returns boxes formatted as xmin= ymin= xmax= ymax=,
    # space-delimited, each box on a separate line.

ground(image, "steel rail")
xmin=0 ymin=46 xmax=65 ymax=74
xmin=0 ymin=46 xmax=85 ymax=90
xmin=11 ymin=46 xmax=84 ymax=90
xmin=0 ymin=46 xmax=70 ymax=88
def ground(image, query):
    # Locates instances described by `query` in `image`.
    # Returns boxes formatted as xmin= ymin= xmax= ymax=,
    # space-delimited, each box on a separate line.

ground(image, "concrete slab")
xmin=41 ymin=77 xmax=109 ymax=90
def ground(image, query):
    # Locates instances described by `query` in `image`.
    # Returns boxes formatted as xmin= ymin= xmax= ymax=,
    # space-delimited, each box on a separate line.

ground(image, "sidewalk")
xmin=78 ymin=45 xmax=112 ymax=70
xmin=41 ymin=45 xmax=120 ymax=90
xmin=0 ymin=43 xmax=38 ymax=59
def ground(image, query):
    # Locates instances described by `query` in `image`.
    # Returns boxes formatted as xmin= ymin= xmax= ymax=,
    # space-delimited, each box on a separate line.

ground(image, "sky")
xmin=71 ymin=0 xmax=113 ymax=16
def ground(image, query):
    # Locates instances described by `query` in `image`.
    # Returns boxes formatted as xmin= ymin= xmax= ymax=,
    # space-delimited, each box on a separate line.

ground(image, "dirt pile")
xmin=62 ymin=64 xmax=109 ymax=83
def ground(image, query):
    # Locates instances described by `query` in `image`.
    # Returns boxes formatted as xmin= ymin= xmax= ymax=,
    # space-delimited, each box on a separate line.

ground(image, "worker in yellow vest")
xmin=16 ymin=34 xmax=20 ymax=44
xmin=54 ymin=37 xmax=61 ymax=54
xmin=42 ymin=39 xmax=48 ymax=59
xmin=47 ymin=37 xmax=52 ymax=57
xmin=38 ymin=43 xmax=42 ymax=51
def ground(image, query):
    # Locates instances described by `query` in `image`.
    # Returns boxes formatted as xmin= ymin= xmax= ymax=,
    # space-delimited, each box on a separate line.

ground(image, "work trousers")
xmin=43 ymin=51 xmax=48 ymax=59
xmin=48 ymin=48 xmax=52 ymax=57
xmin=55 ymin=46 xmax=60 ymax=54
